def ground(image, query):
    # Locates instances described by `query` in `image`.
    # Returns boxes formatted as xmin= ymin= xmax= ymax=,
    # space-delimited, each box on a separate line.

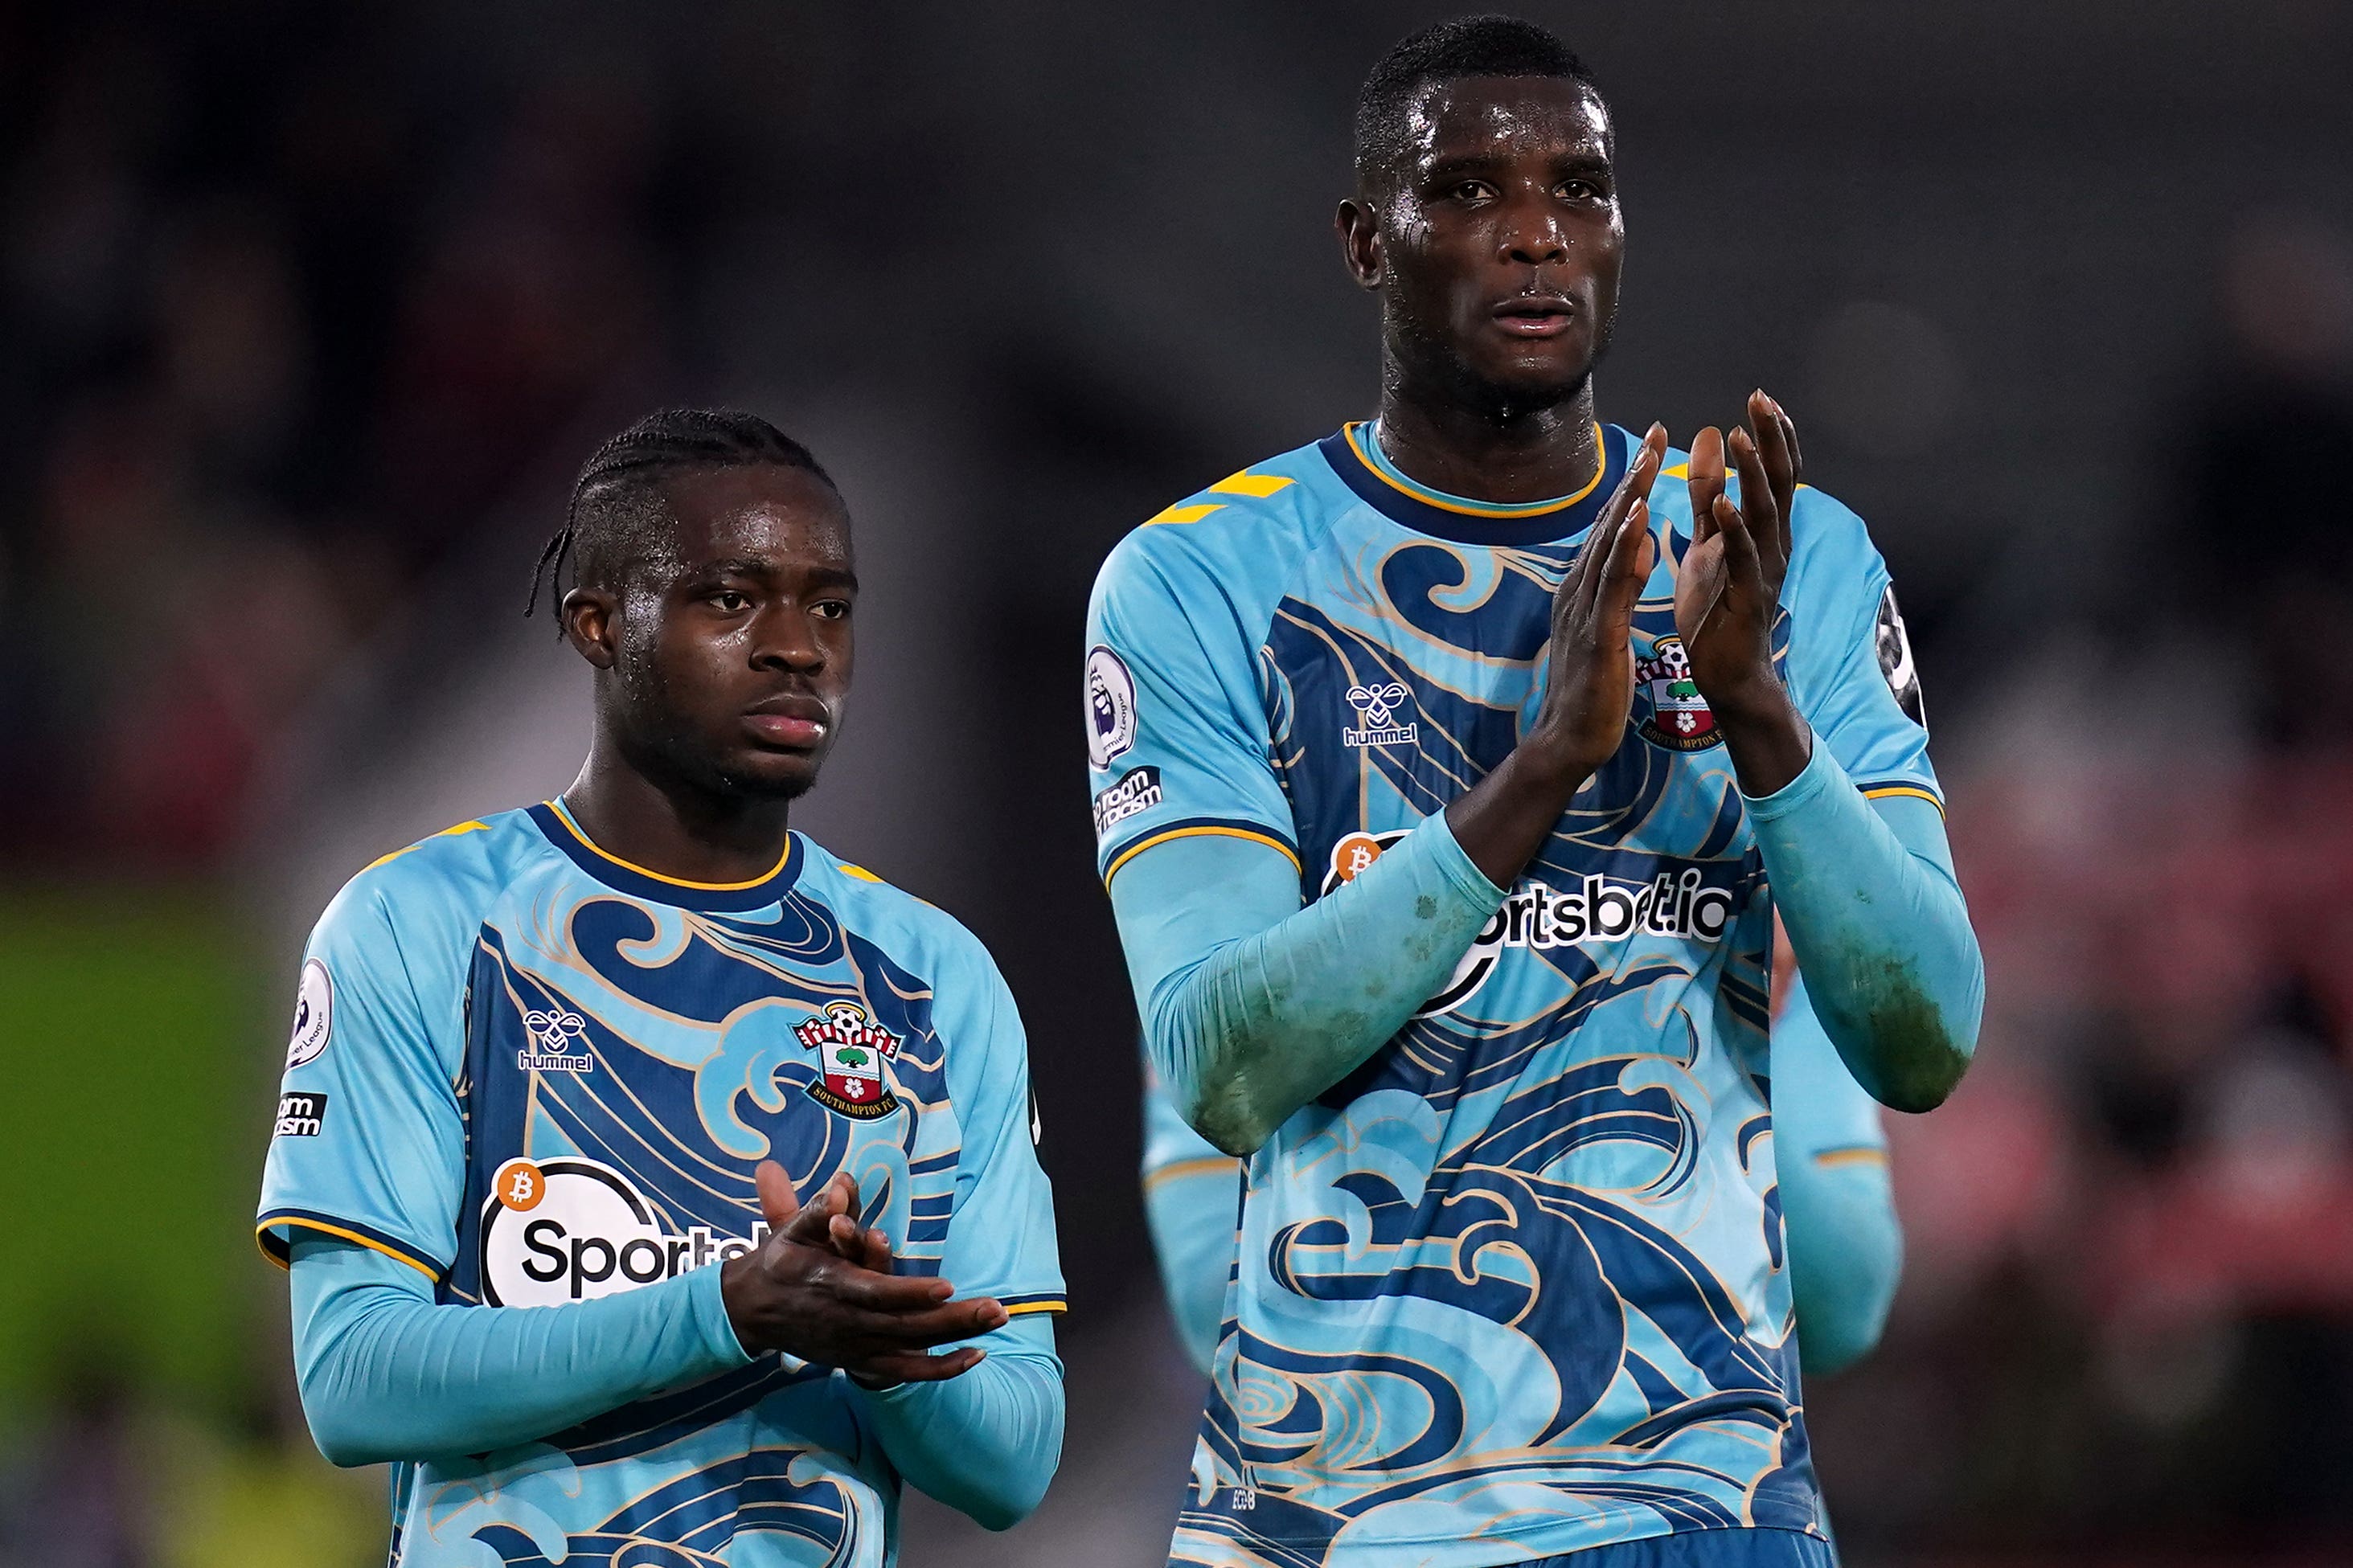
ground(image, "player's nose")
xmin=749 ymin=606 xmax=827 ymax=672
xmin=1498 ymin=199 xmax=1568 ymax=266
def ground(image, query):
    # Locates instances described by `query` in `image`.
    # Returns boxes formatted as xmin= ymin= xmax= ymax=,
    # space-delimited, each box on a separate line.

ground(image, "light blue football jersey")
xmin=256 ymin=800 xmax=1064 ymax=1567
xmin=1085 ymin=421 xmax=1935 ymax=1566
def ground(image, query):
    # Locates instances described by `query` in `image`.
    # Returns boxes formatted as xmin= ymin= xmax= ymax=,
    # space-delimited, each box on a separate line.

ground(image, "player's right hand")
xmin=719 ymin=1161 xmax=1007 ymax=1383
xmin=1525 ymin=423 xmax=1667 ymax=785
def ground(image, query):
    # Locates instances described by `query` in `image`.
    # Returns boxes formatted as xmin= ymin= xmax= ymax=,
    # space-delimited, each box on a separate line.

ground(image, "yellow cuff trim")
xmin=1145 ymin=1156 xmax=1243 ymax=1189
xmin=1863 ymin=784 xmax=1945 ymax=815
xmin=256 ymin=1218 xmax=443 ymax=1282
xmin=1003 ymin=1300 xmax=1068 ymax=1317
xmin=1104 ymin=825 xmax=1302 ymax=885
xmin=1811 ymin=1146 xmax=1891 ymax=1170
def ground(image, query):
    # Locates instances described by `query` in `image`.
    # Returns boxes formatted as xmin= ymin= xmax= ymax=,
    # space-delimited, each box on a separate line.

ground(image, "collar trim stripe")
xmin=529 ymin=800 xmax=804 ymax=911
xmin=1347 ymin=421 xmax=1607 ymax=517
xmin=1318 ymin=423 xmax=1629 ymax=547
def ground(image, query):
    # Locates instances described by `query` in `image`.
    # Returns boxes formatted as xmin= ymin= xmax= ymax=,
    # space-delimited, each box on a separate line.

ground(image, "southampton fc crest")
xmin=1635 ymin=635 xmax=1723 ymax=751
xmin=794 ymin=1001 xmax=904 ymax=1120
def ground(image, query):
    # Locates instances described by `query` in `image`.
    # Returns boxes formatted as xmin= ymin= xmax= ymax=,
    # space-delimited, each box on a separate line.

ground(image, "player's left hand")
xmin=724 ymin=1161 xmax=1007 ymax=1386
xmin=802 ymin=1199 xmax=933 ymax=1390
xmin=1675 ymin=390 xmax=1800 ymax=706
xmin=781 ymin=1169 xmax=933 ymax=1389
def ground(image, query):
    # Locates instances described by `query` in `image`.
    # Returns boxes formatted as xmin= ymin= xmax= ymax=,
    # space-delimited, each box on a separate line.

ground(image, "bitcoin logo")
xmin=495 ymin=1158 xmax=545 ymax=1212
xmin=1322 ymin=828 xmax=1486 ymax=1017
xmin=1332 ymin=832 xmax=1384 ymax=883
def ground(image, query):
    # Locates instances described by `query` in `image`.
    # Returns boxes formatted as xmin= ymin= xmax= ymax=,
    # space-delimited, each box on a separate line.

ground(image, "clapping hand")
xmin=1672 ymin=391 xmax=1811 ymax=795
xmin=720 ymin=1161 xmax=1005 ymax=1385
xmin=1674 ymin=390 xmax=1800 ymax=706
xmin=1524 ymin=422 xmax=1670 ymax=782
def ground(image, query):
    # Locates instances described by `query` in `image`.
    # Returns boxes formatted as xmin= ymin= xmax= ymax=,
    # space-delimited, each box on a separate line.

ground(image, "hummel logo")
xmin=1343 ymin=682 xmax=1416 ymax=749
xmin=519 ymin=1006 xmax=593 ymax=1074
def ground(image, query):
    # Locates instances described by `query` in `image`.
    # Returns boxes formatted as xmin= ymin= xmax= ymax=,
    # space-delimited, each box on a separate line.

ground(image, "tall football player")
xmin=1086 ymin=19 xmax=1977 ymax=1568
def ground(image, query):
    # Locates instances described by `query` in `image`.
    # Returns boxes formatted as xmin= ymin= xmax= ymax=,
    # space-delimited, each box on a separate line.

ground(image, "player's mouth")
xmin=742 ymin=694 xmax=831 ymax=749
xmin=1492 ymin=293 xmax=1576 ymax=338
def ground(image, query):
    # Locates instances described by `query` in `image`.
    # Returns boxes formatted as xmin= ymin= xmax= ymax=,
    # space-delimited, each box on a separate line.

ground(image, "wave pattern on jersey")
xmin=438 ymin=1445 xmax=871 ymax=1567
xmin=430 ymin=874 xmax=953 ymax=1562
xmin=1176 ymin=521 xmax=1816 ymax=1563
xmin=453 ymin=885 xmax=959 ymax=1281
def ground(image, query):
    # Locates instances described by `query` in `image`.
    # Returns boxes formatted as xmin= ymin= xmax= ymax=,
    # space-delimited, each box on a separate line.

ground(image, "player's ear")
xmin=560 ymin=586 xmax=621 ymax=669
xmin=1337 ymin=197 xmax=1384 ymax=290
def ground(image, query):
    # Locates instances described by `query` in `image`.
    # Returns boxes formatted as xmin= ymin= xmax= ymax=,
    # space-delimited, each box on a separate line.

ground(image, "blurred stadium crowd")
xmin=0 ymin=6 xmax=687 ymax=872
xmin=3 ymin=3 xmax=2351 ymax=1565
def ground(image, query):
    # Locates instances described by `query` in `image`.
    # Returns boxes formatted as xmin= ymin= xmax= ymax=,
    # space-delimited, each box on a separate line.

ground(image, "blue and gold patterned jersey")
xmin=1085 ymin=421 xmax=1935 ymax=1566
xmin=256 ymin=801 xmax=1064 ymax=1567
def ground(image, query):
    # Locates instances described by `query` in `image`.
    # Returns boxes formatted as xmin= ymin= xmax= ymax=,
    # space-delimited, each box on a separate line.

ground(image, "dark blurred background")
xmin=3 ymin=2 xmax=2351 ymax=1563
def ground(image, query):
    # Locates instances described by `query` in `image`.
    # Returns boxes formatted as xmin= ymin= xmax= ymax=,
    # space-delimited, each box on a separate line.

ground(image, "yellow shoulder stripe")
xmin=1812 ymin=1146 xmax=1892 ymax=1170
xmin=1208 ymin=471 xmax=1293 ymax=499
xmin=362 ymin=819 xmax=491 ymax=874
xmin=1143 ymin=469 xmax=1291 ymax=525
xmin=1145 ymin=502 xmax=1225 ymax=526
xmin=837 ymin=863 xmax=884 ymax=883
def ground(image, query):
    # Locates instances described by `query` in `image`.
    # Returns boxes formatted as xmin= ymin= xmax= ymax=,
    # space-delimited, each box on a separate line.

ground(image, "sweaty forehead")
xmin=658 ymin=465 xmax=852 ymax=575
xmin=1400 ymin=76 xmax=1610 ymax=173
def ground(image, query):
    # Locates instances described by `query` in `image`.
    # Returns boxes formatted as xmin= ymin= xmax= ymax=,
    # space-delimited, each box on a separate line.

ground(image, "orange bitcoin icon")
xmin=494 ymin=1158 xmax=545 ymax=1212
xmin=1333 ymin=832 xmax=1384 ymax=882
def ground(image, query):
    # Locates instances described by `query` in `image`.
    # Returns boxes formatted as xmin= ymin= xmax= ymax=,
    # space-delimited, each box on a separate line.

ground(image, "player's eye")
xmin=1557 ymin=179 xmax=1604 ymax=203
xmin=1450 ymin=180 xmax=1496 ymax=203
xmin=811 ymin=599 xmax=851 ymax=621
xmin=707 ymin=590 xmax=752 ymax=613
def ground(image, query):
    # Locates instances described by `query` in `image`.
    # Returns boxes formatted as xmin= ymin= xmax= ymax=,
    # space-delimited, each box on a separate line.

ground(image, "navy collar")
xmin=1318 ymin=420 xmax=1629 ymax=547
xmin=528 ymin=800 xmax=803 ymax=913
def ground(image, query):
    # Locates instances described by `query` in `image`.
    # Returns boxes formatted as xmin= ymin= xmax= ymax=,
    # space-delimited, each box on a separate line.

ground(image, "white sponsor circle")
xmin=479 ymin=1157 xmax=765 ymax=1307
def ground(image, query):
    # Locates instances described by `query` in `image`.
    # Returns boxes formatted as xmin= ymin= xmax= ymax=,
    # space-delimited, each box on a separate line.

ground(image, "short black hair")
xmin=527 ymin=407 xmax=836 ymax=620
xmin=1354 ymin=14 xmax=1599 ymax=190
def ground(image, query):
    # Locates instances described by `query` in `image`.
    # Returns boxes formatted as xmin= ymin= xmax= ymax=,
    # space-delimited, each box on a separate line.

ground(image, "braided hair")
xmin=527 ymin=407 xmax=837 ymax=622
